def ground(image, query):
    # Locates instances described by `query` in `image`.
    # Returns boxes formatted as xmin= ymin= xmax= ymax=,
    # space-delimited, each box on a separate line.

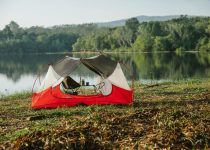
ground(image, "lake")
xmin=0 ymin=52 xmax=209 ymax=94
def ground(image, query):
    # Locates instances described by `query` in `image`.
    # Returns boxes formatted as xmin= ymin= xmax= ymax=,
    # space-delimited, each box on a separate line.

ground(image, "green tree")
xmin=125 ymin=17 xmax=139 ymax=42
xmin=133 ymin=35 xmax=154 ymax=51
xmin=153 ymin=36 xmax=172 ymax=51
xmin=2 ymin=25 xmax=13 ymax=39
xmin=125 ymin=17 xmax=139 ymax=33
xmin=196 ymin=37 xmax=210 ymax=52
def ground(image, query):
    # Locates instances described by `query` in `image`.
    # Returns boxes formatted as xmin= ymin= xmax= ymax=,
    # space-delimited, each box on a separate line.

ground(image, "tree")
xmin=125 ymin=18 xmax=140 ymax=42
xmin=133 ymin=35 xmax=154 ymax=52
xmin=196 ymin=37 xmax=210 ymax=52
xmin=151 ymin=22 xmax=163 ymax=36
xmin=125 ymin=17 xmax=139 ymax=33
xmin=8 ymin=21 xmax=20 ymax=33
xmin=2 ymin=25 xmax=13 ymax=39
xmin=153 ymin=36 xmax=172 ymax=51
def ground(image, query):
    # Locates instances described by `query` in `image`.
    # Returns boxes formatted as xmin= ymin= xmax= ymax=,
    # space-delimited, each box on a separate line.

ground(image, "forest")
xmin=0 ymin=16 xmax=210 ymax=53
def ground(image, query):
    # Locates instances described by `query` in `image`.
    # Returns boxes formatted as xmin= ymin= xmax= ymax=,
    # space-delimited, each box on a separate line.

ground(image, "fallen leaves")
xmin=0 ymin=80 xmax=209 ymax=149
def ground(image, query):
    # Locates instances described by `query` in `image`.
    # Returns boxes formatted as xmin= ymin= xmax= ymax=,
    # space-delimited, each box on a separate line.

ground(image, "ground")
xmin=0 ymin=80 xmax=210 ymax=149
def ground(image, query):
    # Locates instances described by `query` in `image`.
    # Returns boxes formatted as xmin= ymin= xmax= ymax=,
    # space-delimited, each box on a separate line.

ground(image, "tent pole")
xmin=31 ymin=74 xmax=40 ymax=93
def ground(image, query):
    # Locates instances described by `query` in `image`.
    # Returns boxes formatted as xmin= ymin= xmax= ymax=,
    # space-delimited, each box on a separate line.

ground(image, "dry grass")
xmin=0 ymin=80 xmax=209 ymax=149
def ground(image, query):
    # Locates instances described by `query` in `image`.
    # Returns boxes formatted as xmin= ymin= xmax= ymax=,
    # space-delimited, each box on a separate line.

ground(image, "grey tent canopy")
xmin=52 ymin=55 xmax=117 ymax=78
xmin=53 ymin=56 xmax=80 ymax=77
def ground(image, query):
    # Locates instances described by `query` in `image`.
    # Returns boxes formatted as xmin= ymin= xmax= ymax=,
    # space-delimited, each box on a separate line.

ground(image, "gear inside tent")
xmin=32 ymin=54 xmax=133 ymax=108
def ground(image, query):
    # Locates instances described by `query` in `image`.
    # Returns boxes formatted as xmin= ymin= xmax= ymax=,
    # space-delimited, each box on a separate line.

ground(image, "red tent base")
xmin=32 ymin=85 xmax=133 ymax=109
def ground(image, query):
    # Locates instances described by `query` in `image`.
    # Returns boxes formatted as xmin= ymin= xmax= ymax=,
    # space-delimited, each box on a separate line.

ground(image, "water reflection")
xmin=0 ymin=73 xmax=36 ymax=94
xmin=0 ymin=52 xmax=209 ymax=94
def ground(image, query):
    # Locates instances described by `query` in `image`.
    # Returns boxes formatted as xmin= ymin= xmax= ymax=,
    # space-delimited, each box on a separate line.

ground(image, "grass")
xmin=0 ymin=80 xmax=209 ymax=149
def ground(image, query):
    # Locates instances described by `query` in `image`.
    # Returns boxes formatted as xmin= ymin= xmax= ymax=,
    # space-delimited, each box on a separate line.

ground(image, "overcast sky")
xmin=0 ymin=0 xmax=210 ymax=29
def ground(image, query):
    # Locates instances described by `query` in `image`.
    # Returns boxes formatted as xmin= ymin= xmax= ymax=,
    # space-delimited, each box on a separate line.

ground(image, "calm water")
xmin=0 ymin=52 xmax=209 ymax=94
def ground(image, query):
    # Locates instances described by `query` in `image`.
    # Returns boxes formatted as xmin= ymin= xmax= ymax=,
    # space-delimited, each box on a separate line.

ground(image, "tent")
xmin=32 ymin=55 xmax=133 ymax=108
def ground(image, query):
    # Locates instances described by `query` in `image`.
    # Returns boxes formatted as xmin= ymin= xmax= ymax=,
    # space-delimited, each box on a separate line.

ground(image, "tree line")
xmin=73 ymin=16 xmax=210 ymax=52
xmin=0 ymin=16 xmax=210 ymax=53
xmin=0 ymin=22 xmax=97 ymax=53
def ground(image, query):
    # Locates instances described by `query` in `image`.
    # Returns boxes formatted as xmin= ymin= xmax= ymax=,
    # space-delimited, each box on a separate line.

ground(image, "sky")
xmin=0 ymin=0 xmax=210 ymax=29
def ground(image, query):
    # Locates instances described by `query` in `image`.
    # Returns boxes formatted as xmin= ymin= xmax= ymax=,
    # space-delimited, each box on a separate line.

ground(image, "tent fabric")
xmin=52 ymin=55 xmax=117 ymax=78
xmin=52 ymin=77 xmax=64 ymax=88
xmin=108 ymin=63 xmax=131 ymax=90
xmin=37 ymin=55 xmax=131 ymax=92
xmin=37 ymin=66 xmax=61 ymax=93
xmin=32 ymin=84 xmax=132 ymax=108
xmin=97 ymin=78 xmax=112 ymax=96
xmin=61 ymin=76 xmax=80 ymax=89
xmin=32 ymin=54 xmax=133 ymax=108
xmin=81 ymin=55 xmax=117 ymax=77
xmin=52 ymin=56 xmax=80 ymax=77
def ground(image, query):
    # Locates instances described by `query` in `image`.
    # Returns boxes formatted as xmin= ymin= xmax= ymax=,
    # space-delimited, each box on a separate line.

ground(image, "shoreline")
xmin=0 ymin=50 xmax=204 ymax=55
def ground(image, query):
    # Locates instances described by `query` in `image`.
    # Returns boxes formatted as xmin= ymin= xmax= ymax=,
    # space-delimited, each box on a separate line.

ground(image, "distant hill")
xmin=97 ymin=15 xmax=182 ymax=27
